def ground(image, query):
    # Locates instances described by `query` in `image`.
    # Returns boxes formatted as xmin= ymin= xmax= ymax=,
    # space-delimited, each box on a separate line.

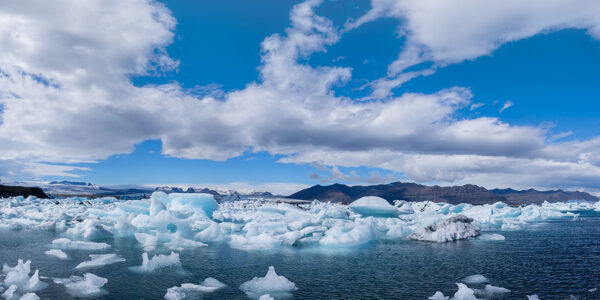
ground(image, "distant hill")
xmin=0 ymin=184 xmax=49 ymax=198
xmin=288 ymin=182 xmax=598 ymax=205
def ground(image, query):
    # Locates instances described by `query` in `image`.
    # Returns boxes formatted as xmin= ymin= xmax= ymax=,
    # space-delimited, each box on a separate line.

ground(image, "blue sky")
xmin=1 ymin=0 xmax=600 ymax=193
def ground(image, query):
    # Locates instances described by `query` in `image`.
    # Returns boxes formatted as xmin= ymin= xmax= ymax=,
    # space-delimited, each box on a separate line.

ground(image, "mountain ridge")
xmin=288 ymin=182 xmax=598 ymax=205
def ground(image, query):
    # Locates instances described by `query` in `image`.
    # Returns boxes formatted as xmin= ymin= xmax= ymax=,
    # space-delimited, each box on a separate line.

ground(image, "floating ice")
xmin=527 ymin=295 xmax=540 ymax=300
xmin=477 ymin=234 xmax=505 ymax=241
xmin=408 ymin=215 xmax=480 ymax=242
xmin=239 ymin=266 xmax=297 ymax=298
xmin=19 ymin=293 xmax=40 ymax=300
xmin=451 ymin=283 xmax=478 ymax=300
xmin=258 ymin=294 xmax=275 ymax=300
xmin=349 ymin=196 xmax=398 ymax=216
xmin=44 ymin=249 xmax=69 ymax=260
xmin=479 ymin=284 xmax=510 ymax=297
xmin=75 ymin=254 xmax=126 ymax=269
xmin=130 ymin=252 xmax=181 ymax=273
xmin=164 ymin=278 xmax=226 ymax=300
xmin=66 ymin=218 xmax=113 ymax=240
xmin=319 ymin=218 xmax=378 ymax=247
xmin=51 ymin=238 xmax=111 ymax=250
xmin=54 ymin=273 xmax=108 ymax=297
xmin=462 ymin=274 xmax=488 ymax=284
xmin=428 ymin=291 xmax=448 ymax=300
xmin=2 ymin=259 xmax=48 ymax=293
xmin=2 ymin=285 xmax=17 ymax=299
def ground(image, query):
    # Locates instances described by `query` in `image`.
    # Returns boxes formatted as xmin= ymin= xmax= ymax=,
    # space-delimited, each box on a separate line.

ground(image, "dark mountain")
xmin=0 ymin=184 xmax=49 ymax=199
xmin=288 ymin=182 xmax=598 ymax=205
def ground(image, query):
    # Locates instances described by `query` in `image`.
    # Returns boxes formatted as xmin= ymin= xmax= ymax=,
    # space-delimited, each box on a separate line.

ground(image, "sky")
xmin=1 ymin=0 xmax=600 ymax=194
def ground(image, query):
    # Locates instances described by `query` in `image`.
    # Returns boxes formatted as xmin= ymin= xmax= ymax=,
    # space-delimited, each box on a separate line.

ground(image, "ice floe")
xmin=53 ymin=273 xmax=108 ymax=297
xmin=461 ymin=274 xmax=488 ymax=284
xmin=75 ymin=253 xmax=125 ymax=269
xmin=2 ymin=259 xmax=48 ymax=294
xmin=0 ymin=192 xmax=595 ymax=255
xmin=44 ymin=249 xmax=69 ymax=260
xmin=408 ymin=215 xmax=480 ymax=242
xmin=164 ymin=278 xmax=226 ymax=300
xmin=430 ymin=281 xmax=512 ymax=300
xmin=240 ymin=266 xmax=297 ymax=298
xmin=129 ymin=252 xmax=181 ymax=273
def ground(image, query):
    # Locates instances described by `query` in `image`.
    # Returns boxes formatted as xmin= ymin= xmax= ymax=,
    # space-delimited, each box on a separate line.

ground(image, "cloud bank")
xmin=1 ymin=0 xmax=600 ymax=191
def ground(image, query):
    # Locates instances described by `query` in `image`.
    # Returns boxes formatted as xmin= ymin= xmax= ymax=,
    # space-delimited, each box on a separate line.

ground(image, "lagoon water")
xmin=1 ymin=211 xmax=598 ymax=299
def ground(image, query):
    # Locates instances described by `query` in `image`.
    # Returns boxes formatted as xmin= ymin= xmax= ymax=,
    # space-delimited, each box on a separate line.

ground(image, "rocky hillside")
xmin=0 ymin=184 xmax=49 ymax=198
xmin=288 ymin=182 xmax=598 ymax=205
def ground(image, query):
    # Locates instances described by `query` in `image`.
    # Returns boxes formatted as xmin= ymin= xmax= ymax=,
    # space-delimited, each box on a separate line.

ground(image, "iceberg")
xmin=408 ymin=215 xmax=480 ymax=242
xmin=2 ymin=259 xmax=48 ymax=293
xmin=75 ymin=253 xmax=126 ymax=269
xmin=51 ymin=238 xmax=111 ymax=250
xmin=428 ymin=291 xmax=448 ymax=300
xmin=130 ymin=252 xmax=181 ymax=273
xmin=461 ymin=274 xmax=488 ymax=284
xmin=19 ymin=293 xmax=40 ymax=300
xmin=258 ymin=295 xmax=275 ymax=300
xmin=54 ymin=273 xmax=108 ymax=297
xmin=240 ymin=266 xmax=297 ymax=298
xmin=164 ymin=278 xmax=226 ymax=300
xmin=44 ymin=249 xmax=69 ymax=260
xmin=349 ymin=196 xmax=398 ymax=216
xmin=477 ymin=234 xmax=505 ymax=241
xmin=66 ymin=218 xmax=113 ymax=240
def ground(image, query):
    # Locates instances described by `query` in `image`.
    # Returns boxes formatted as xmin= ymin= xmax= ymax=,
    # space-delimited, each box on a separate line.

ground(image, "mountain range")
xmin=287 ymin=182 xmax=598 ymax=205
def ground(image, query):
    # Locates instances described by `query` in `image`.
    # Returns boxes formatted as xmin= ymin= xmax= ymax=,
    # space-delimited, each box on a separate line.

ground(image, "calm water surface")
xmin=1 ymin=211 xmax=598 ymax=299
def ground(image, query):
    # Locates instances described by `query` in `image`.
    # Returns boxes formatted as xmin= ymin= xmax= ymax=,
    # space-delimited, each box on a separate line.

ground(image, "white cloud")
xmin=0 ymin=0 xmax=600 ymax=192
xmin=348 ymin=0 xmax=600 ymax=97
xmin=499 ymin=101 xmax=514 ymax=113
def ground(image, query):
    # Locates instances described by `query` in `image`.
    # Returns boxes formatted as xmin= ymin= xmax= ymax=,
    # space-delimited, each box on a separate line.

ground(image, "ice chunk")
xmin=2 ymin=285 xmax=17 ymax=299
xmin=480 ymin=284 xmax=510 ymax=297
xmin=258 ymin=295 xmax=275 ymax=300
xmin=2 ymin=259 xmax=48 ymax=293
xmin=54 ymin=273 xmax=108 ymax=297
xmin=150 ymin=192 xmax=168 ymax=216
xmin=228 ymin=233 xmax=283 ymax=251
xmin=75 ymin=254 xmax=126 ymax=269
xmin=452 ymin=283 xmax=478 ymax=300
xmin=66 ymin=219 xmax=113 ymax=240
xmin=19 ymin=293 xmax=39 ymax=300
xmin=134 ymin=232 xmax=158 ymax=252
xmin=166 ymin=193 xmax=218 ymax=218
xmin=44 ymin=249 xmax=69 ymax=260
xmin=130 ymin=252 xmax=181 ymax=273
xmin=194 ymin=223 xmax=222 ymax=242
xmin=428 ymin=291 xmax=448 ymax=300
xmin=51 ymin=238 xmax=111 ymax=250
xmin=164 ymin=278 xmax=226 ymax=300
xmin=477 ymin=234 xmax=505 ymax=241
xmin=408 ymin=215 xmax=480 ymax=242
xmin=462 ymin=274 xmax=488 ymax=284
xmin=239 ymin=266 xmax=297 ymax=298
xmin=527 ymin=295 xmax=540 ymax=300
xmin=349 ymin=196 xmax=398 ymax=216
xmin=319 ymin=218 xmax=378 ymax=247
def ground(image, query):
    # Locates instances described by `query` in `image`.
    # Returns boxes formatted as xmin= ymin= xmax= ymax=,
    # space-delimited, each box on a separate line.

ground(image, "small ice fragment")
xmin=164 ymin=278 xmax=226 ymax=300
xmin=2 ymin=285 xmax=17 ymax=299
xmin=428 ymin=291 xmax=448 ymax=300
xmin=408 ymin=215 xmax=480 ymax=243
xmin=240 ymin=266 xmax=297 ymax=298
xmin=258 ymin=294 xmax=275 ymax=300
xmin=477 ymin=234 xmax=505 ymax=241
xmin=2 ymin=259 xmax=48 ymax=293
xmin=75 ymin=254 xmax=126 ymax=269
xmin=19 ymin=293 xmax=40 ymax=300
xmin=482 ymin=284 xmax=510 ymax=296
xmin=589 ymin=288 xmax=597 ymax=292
xmin=452 ymin=283 xmax=478 ymax=300
xmin=130 ymin=252 xmax=181 ymax=273
xmin=44 ymin=249 xmax=69 ymax=260
xmin=462 ymin=274 xmax=488 ymax=284
xmin=527 ymin=295 xmax=540 ymax=300
xmin=51 ymin=238 xmax=111 ymax=250
xmin=349 ymin=196 xmax=398 ymax=216
xmin=56 ymin=273 xmax=108 ymax=297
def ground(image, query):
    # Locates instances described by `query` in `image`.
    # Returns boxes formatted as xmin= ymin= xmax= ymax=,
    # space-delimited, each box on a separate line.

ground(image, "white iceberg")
xmin=477 ymin=234 xmax=505 ymax=241
xmin=408 ymin=215 xmax=480 ymax=242
xmin=19 ymin=293 xmax=40 ymax=300
xmin=130 ymin=252 xmax=181 ymax=273
xmin=428 ymin=291 xmax=448 ymax=300
xmin=2 ymin=259 xmax=48 ymax=293
xmin=258 ymin=295 xmax=275 ymax=300
xmin=164 ymin=278 xmax=226 ymax=300
xmin=66 ymin=219 xmax=113 ymax=241
xmin=240 ymin=266 xmax=297 ymax=298
xmin=54 ymin=273 xmax=108 ymax=297
xmin=349 ymin=196 xmax=398 ymax=216
xmin=75 ymin=253 xmax=126 ymax=269
xmin=44 ymin=249 xmax=69 ymax=260
xmin=51 ymin=238 xmax=111 ymax=250
xmin=461 ymin=274 xmax=488 ymax=284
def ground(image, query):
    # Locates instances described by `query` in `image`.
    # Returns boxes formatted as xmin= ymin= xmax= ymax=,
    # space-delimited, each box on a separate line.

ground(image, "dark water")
xmin=1 ymin=211 xmax=599 ymax=299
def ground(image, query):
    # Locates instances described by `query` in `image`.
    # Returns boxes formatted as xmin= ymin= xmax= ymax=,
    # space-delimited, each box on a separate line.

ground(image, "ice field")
xmin=1 ymin=192 xmax=599 ymax=299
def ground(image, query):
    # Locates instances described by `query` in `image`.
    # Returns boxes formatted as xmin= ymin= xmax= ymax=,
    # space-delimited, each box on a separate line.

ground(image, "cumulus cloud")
xmin=347 ymin=0 xmax=600 ymax=97
xmin=0 ymin=0 xmax=600 ymax=191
